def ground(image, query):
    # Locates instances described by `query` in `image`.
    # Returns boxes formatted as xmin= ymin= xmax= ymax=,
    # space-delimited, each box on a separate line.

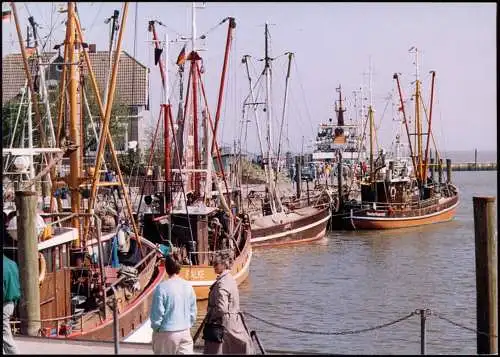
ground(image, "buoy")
xmin=390 ymin=186 xmax=397 ymax=199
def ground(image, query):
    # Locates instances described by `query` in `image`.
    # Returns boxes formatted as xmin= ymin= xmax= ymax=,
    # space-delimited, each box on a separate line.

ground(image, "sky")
xmin=2 ymin=2 xmax=497 ymax=155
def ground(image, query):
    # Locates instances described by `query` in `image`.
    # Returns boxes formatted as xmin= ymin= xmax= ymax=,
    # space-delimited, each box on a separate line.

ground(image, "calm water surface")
xmin=197 ymin=171 xmax=496 ymax=354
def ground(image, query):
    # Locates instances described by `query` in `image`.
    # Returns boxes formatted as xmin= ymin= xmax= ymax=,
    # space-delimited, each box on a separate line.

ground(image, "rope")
xmin=431 ymin=311 xmax=498 ymax=338
xmin=243 ymin=311 xmax=416 ymax=336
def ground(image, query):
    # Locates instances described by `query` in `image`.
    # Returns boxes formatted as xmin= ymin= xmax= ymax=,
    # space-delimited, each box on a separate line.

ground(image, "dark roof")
xmin=2 ymin=50 xmax=148 ymax=106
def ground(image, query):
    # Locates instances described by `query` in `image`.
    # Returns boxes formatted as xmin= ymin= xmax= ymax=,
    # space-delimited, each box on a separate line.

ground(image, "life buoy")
xmin=390 ymin=186 xmax=397 ymax=199
xmin=39 ymin=253 xmax=46 ymax=285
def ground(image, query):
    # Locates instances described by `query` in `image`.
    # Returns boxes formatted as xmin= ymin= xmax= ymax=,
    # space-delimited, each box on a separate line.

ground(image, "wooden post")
xmin=420 ymin=309 xmax=427 ymax=355
xmin=446 ymin=159 xmax=452 ymax=183
xmin=429 ymin=158 xmax=435 ymax=183
xmin=295 ymin=156 xmax=301 ymax=199
xmin=474 ymin=149 xmax=478 ymax=170
xmin=15 ymin=190 xmax=41 ymax=336
xmin=337 ymin=152 xmax=343 ymax=210
xmin=473 ymin=196 xmax=497 ymax=355
xmin=438 ymin=159 xmax=443 ymax=185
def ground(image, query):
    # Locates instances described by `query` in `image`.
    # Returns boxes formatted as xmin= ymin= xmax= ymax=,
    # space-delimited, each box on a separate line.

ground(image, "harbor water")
xmin=214 ymin=170 xmax=497 ymax=354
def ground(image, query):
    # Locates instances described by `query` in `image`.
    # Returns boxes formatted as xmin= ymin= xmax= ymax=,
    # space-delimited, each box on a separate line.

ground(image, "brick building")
xmin=2 ymin=47 xmax=150 ymax=153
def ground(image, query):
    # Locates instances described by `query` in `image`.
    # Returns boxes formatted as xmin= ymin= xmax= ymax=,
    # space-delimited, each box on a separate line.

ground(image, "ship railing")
xmin=10 ymin=308 xmax=101 ymax=337
xmin=362 ymin=195 xmax=458 ymax=217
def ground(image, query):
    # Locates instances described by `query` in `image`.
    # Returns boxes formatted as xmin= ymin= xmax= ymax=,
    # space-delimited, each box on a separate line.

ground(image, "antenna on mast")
xmin=368 ymin=56 xmax=373 ymax=107
xmin=191 ymin=2 xmax=206 ymax=52
xmin=409 ymin=46 xmax=419 ymax=82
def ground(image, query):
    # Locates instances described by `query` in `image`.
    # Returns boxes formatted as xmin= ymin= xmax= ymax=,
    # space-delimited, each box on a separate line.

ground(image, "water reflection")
xmin=233 ymin=171 xmax=496 ymax=354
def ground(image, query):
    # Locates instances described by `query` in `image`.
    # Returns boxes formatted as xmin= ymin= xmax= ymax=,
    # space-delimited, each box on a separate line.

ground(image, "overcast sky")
xmin=2 ymin=2 xmax=496 ymax=154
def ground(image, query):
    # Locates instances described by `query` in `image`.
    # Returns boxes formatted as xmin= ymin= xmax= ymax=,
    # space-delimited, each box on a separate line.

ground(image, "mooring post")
xmin=429 ymin=158 xmax=435 ymax=183
xmin=446 ymin=159 xmax=452 ymax=183
xmin=473 ymin=196 xmax=498 ymax=355
xmin=111 ymin=287 xmax=120 ymax=354
xmin=295 ymin=156 xmax=302 ymax=199
xmin=419 ymin=309 xmax=427 ymax=355
xmin=474 ymin=148 xmax=478 ymax=170
xmin=15 ymin=190 xmax=41 ymax=336
xmin=438 ymin=159 xmax=443 ymax=185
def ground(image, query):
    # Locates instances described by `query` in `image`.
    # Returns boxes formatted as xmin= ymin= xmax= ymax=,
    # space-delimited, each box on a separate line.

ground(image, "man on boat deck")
xmin=3 ymin=254 xmax=21 ymax=354
xmin=150 ymin=254 xmax=197 ymax=354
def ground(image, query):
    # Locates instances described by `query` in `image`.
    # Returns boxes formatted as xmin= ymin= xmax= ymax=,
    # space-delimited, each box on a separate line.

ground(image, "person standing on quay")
xmin=203 ymin=253 xmax=254 ymax=354
xmin=150 ymin=255 xmax=197 ymax=354
xmin=3 ymin=254 xmax=21 ymax=354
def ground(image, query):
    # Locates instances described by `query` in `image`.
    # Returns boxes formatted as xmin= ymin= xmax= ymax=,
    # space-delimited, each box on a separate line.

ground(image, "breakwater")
xmin=451 ymin=162 xmax=497 ymax=171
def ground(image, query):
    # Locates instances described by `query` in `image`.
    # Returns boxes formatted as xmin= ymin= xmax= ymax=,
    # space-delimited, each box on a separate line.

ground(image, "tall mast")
xmin=410 ymin=46 xmax=422 ymax=183
xmin=422 ymin=70 xmax=436 ymax=182
xmin=104 ymin=10 xmax=119 ymax=109
xmin=67 ymin=2 xmax=82 ymax=233
xmin=264 ymin=22 xmax=277 ymax=215
xmin=368 ymin=56 xmax=373 ymax=107
xmin=242 ymin=55 xmax=266 ymax=163
xmin=191 ymin=2 xmax=196 ymax=52
xmin=369 ymin=105 xmax=374 ymax=184
xmin=276 ymin=52 xmax=293 ymax=184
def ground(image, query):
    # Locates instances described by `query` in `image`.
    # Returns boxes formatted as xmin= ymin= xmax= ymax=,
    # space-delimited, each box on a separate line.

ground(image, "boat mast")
xmin=393 ymin=73 xmax=417 ymax=180
xmin=410 ymin=47 xmax=423 ymax=183
xmin=422 ymin=70 xmax=436 ymax=182
xmin=276 ymin=52 xmax=293 ymax=186
xmin=242 ymin=55 xmax=266 ymax=164
xmin=367 ymin=60 xmax=375 ymax=184
xmin=189 ymin=1 xmax=202 ymax=198
xmin=67 ymin=2 xmax=82 ymax=232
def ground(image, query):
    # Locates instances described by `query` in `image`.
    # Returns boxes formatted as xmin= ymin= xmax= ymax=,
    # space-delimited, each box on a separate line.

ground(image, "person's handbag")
xmin=202 ymin=322 xmax=225 ymax=343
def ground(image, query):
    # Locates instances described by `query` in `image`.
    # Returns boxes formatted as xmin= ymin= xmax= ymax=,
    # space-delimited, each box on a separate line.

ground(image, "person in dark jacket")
xmin=3 ymin=255 xmax=21 ymax=354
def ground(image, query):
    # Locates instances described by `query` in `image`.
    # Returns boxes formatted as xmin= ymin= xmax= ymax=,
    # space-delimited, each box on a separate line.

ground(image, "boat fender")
xmin=39 ymin=252 xmax=46 ymax=285
xmin=390 ymin=186 xmax=397 ymax=199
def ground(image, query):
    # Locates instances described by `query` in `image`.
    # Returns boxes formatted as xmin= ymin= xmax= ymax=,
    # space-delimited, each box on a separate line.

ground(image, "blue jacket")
xmin=150 ymin=276 xmax=197 ymax=332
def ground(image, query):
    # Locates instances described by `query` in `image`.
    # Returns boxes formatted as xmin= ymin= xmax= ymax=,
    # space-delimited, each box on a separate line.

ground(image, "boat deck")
xmin=251 ymin=206 xmax=322 ymax=229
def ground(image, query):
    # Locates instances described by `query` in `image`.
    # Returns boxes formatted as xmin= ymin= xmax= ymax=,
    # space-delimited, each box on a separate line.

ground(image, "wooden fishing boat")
xmin=4 ymin=2 xmax=164 ymax=342
xmin=241 ymin=23 xmax=332 ymax=247
xmin=250 ymin=205 xmax=330 ymax=248
xmin=137 ymin=11 xmax=252 ymax=300
xmin=340 ymin=49 xmax=459 ymax=230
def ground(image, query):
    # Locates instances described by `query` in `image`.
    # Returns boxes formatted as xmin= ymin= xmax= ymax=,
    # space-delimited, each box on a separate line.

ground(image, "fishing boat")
xmin=241 ymin=23 xmax=331 ymax=248
xmin=136 ymin=6 xmax=252 ymax=300
xmin=344 ymin=48 xmax=459 ymax=229
xmin=3 ymin=2 xmax=164 ymax=341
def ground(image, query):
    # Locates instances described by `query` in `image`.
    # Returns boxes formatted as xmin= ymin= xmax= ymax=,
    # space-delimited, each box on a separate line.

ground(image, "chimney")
xmin=89 ymin=44 xmax=96 ymax=53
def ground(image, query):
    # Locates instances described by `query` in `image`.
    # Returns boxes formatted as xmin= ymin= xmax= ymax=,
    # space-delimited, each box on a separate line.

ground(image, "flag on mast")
xmin=176 ymin=45 xmax=186 ymax=66
xmin=2 ymin=3 xmax=12 ymax=22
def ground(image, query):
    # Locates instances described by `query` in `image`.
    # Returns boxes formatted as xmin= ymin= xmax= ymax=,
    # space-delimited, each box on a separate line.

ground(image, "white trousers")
xmin=3 ymin=302 xmax=19 ymax=355
xmin=152 ymin=329 xmax=193 ymax=355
